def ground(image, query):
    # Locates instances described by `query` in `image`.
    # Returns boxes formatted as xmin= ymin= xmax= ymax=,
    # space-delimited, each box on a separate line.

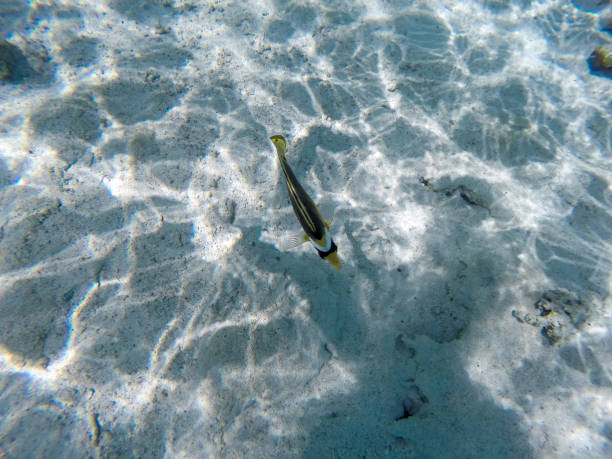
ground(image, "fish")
xmin=270 ymin=134 xmax=342 ymax=270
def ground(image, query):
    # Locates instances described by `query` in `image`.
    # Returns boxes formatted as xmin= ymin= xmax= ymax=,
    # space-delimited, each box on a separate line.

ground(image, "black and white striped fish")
xmin=270 ymin=134 xmax=342 ymax=270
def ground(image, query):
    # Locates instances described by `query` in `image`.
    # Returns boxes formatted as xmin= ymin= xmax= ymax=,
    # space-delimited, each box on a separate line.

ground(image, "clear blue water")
xmin=1 ymin=1 xmax=611 ymax=458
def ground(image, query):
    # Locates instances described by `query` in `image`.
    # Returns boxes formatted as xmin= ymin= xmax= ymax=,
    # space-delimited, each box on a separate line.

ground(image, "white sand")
xmin=1 ymin=0 xmax=611 ymax=457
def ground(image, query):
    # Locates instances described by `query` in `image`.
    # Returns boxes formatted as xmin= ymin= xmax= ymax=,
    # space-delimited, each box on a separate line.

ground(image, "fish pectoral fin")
xmin=279 ymin=233 xmax=309 ymax=251
xmin=324 ymin=220 xmax=332 ymax=229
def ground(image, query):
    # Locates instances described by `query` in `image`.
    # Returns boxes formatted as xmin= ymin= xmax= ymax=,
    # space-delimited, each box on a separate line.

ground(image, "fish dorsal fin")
xmin=279 ymin=233 xmax=309 ymax=251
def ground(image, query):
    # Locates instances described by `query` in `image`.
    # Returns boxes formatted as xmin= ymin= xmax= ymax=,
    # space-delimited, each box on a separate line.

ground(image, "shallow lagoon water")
xmin=0 ymin=1 xmax=611 ymax=457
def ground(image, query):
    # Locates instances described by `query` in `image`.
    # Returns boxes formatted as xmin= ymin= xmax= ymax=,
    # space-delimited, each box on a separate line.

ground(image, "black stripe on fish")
xmin=316 ymin=239 xmax=338 ymax=259
xmin=279 ymin=157 xmax=326 ymax=241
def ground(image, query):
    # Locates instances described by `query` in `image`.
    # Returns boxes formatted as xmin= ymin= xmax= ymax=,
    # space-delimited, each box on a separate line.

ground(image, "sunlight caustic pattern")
xmin=1 ymin=0 xmax=611 ymax=457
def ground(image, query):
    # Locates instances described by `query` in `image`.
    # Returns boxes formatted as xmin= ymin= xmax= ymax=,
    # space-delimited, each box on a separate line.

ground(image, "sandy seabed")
xmin=1 ymin=1 xmax=611 ymax=458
